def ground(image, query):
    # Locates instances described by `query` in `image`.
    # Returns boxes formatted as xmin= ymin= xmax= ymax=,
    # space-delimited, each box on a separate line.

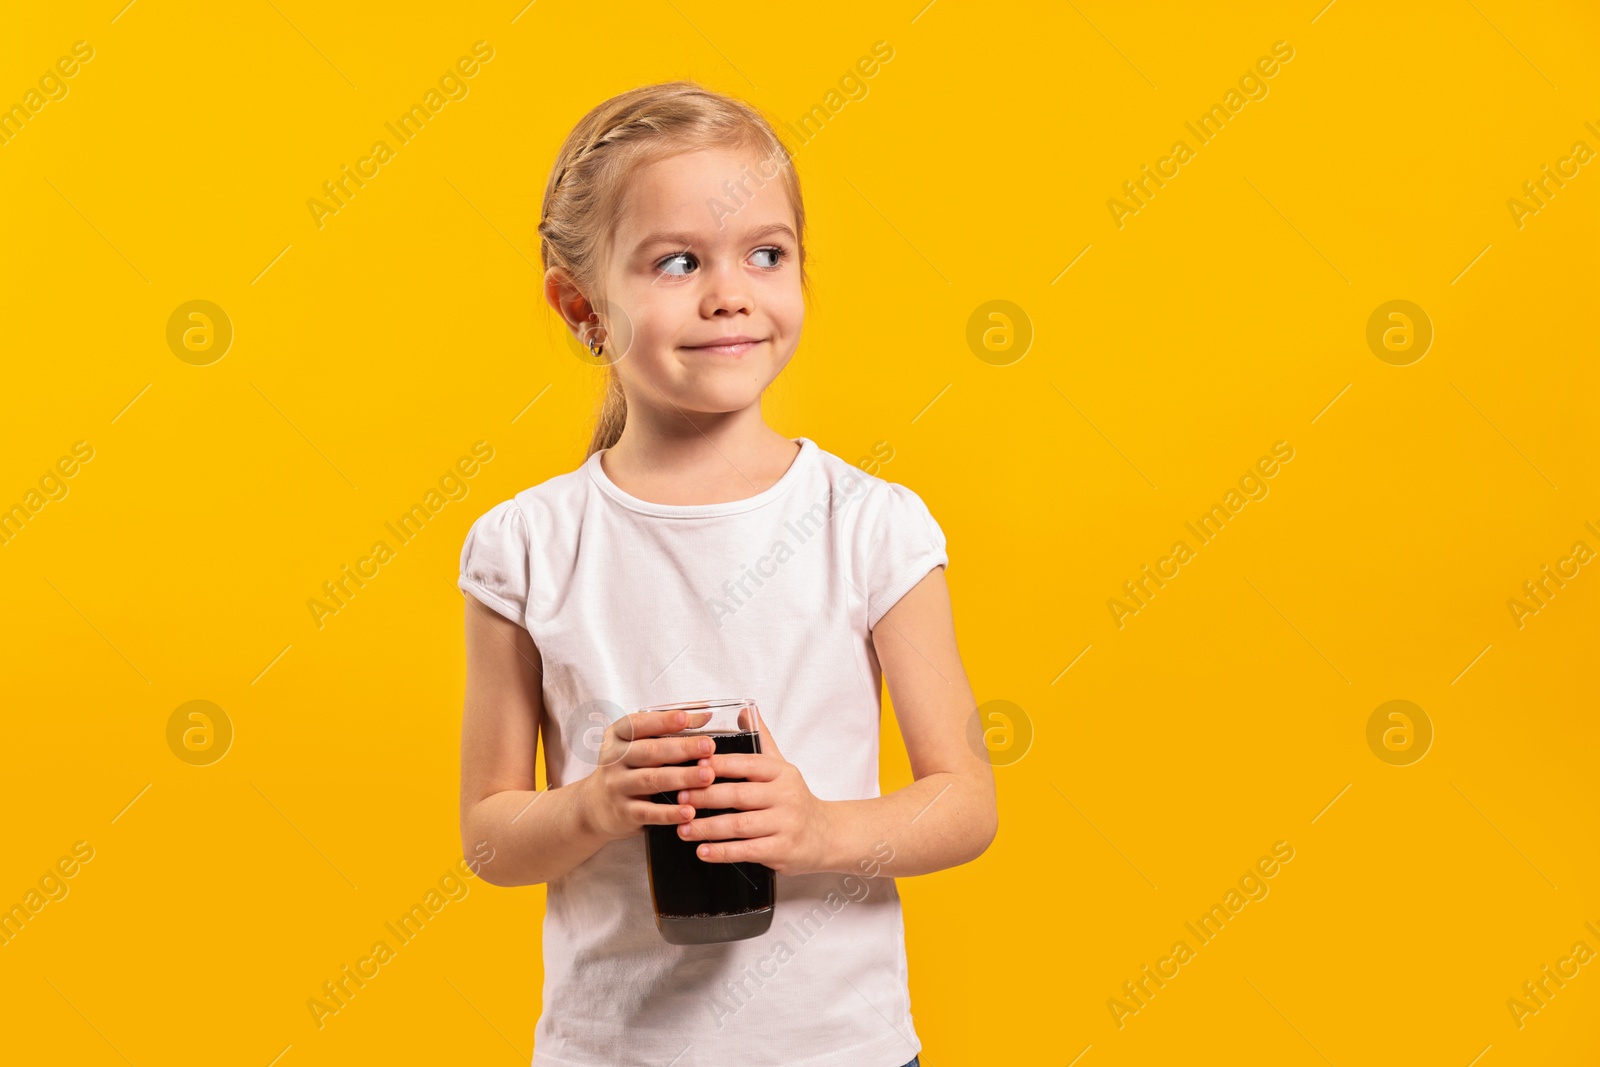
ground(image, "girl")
xmin=458 ymin=81 xmax=996 ymax=1066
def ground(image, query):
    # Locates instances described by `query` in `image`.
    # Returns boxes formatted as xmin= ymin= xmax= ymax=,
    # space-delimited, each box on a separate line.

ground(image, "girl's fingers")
xmin=629 ymin=799 xmax=696 ymax=825
xmin=614 ymin=708 xmax=711 ymax=743
xmin=693 ymin=837 xmax=769 ymax=864
xmin=624 ymin=764 xmax=713 ymax=797
xmin=702 ymin=753 xmax=781 ymax=782
xmin=675 ymin=781 xmax=763 ymax=809
xmin=613 ymin=709 xmax=678 ymax=742
xmin=678 ymin=809 xmax=768 ymax=842
xmin=621 ymin=733 xmax=715 ymax=767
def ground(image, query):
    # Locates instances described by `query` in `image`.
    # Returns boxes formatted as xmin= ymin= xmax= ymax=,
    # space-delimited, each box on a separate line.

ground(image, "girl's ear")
xmin=543 ymin=266 xmax=594 ymax=334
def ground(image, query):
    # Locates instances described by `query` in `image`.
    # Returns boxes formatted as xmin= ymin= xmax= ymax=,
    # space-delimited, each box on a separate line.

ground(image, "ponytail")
xmin=587 ymin=368 xmax=627 ymax=458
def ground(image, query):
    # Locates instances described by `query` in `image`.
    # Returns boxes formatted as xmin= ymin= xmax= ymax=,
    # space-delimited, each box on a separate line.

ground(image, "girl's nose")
xmin=698 ymin=262 xmax=752 ymax=318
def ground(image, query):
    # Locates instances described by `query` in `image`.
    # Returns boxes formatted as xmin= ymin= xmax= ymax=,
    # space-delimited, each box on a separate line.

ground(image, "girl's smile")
xmin=680 ymin=336 xmax=765 ymax=355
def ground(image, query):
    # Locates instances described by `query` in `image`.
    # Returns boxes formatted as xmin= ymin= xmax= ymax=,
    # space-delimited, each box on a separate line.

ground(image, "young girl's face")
xmin=600 ymin=145 xmax=803 ymax=420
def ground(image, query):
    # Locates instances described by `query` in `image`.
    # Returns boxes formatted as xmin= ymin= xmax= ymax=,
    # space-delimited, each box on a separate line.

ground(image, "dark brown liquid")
xmin=645 ymin=729 xmax=775 ymax=919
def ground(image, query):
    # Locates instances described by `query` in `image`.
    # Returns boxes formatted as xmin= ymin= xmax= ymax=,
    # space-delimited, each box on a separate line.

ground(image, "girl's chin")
xmin=654 ymin=388 xmax=765 ymax=416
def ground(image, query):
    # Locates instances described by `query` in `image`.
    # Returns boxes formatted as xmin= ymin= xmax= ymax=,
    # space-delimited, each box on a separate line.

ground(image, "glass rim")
xmin=639 ymin=697 xmax=756 ymax=714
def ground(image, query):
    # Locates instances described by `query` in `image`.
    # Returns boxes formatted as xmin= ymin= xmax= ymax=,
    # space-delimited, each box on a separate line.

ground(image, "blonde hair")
xmin=537 ymin=81 xmax=809 ymax=458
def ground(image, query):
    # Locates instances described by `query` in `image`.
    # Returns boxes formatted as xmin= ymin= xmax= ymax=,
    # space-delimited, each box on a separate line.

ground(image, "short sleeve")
xmin=857 ymin=481 xmax=949 ymax=631
xmin=458 ymin=498 xmax=530 ymax=625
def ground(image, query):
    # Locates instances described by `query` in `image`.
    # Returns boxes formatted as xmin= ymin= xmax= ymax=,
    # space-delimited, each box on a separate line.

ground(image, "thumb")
xmin=747 ymin=704 xmax=781 ymax=760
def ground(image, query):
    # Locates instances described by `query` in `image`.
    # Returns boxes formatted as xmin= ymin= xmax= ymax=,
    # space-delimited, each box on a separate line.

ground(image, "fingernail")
xmin=677 ymin=790 xmax=687 ymax=804
xmin=697 ymin=845 xmax=710 ymax=857
xmin=699 ymin=768 xmax=711 ymax=781
xmin=679 ymin=805 xmax=693 ymax=820
xmin=700 ymin=738 xmax=713 ymax=753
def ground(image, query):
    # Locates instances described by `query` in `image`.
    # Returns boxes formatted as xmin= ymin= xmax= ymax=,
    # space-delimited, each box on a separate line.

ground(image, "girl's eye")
xmin=657 ymin=251 xmax=697 ymax=276
xmin=655 ymin=246 xmax=787 ymax=275
xmin=751 ymin=246 xmax=786 ymax=269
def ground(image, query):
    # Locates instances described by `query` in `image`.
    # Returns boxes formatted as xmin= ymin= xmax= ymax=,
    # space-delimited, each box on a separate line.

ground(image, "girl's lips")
xmin=681 ymin=340 xmax=763 ymax=355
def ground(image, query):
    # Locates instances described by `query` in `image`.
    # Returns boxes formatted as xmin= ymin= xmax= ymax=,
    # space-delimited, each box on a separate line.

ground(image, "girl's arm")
xmin=459 ymin=595 xmax=612 ymax=887
xmin=824 ymin=566 xmax=999 ymax=877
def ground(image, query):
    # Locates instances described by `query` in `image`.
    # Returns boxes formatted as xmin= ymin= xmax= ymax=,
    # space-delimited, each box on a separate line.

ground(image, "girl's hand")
xmin=674 ymin=710 xmax=834 ymax=877
xmin=579 ymin=709 xmax=718 ymax=843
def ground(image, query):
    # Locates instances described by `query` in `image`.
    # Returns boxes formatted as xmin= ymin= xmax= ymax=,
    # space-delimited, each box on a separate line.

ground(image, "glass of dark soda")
xmin=642 ymin=697 xmax=775 ymax=945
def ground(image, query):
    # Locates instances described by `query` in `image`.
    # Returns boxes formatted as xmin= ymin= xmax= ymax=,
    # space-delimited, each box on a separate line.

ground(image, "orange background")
xmin=1 ymin=1 xmax=1596 ymax=1063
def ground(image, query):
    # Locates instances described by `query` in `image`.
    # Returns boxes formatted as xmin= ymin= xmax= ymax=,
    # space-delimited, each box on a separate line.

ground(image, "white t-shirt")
xmin=457 ymin=436 xmax=947 ymax=1067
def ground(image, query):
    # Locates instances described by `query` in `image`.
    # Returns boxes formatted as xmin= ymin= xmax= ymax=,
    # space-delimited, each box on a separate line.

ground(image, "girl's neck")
xmin=599 ymin=401 xmax=800 ymax=506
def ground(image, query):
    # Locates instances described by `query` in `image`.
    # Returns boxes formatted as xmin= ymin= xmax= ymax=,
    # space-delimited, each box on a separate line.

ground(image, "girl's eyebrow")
xmin=633 ymin=222 xmax=796 ymax=253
